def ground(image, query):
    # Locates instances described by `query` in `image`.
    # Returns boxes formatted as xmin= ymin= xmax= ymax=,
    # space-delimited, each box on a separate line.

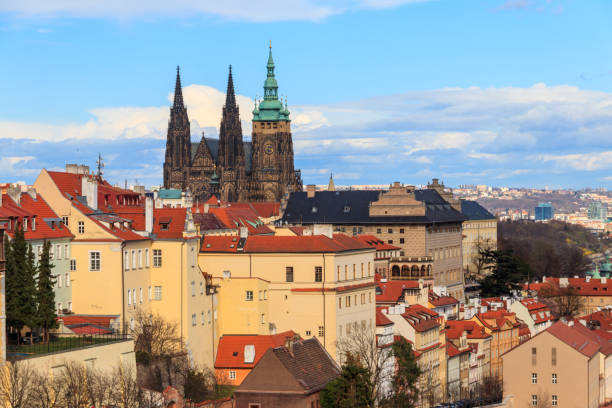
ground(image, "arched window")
xmin=392 ymin=265 xmax=400 ymax=277
xmin=411 ymin=265 xmax=419 ymax=277
xmin=401 ymin=265 xmax=410 ymax=277
xmin=421 ymin=265 xmax=427 ymax=277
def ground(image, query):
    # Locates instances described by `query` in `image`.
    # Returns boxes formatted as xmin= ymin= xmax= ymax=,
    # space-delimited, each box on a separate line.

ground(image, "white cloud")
xmin=1 ymin=0 xmax=431 ymax=22
xmin=537 ymin=151 xmax=612 ymax=171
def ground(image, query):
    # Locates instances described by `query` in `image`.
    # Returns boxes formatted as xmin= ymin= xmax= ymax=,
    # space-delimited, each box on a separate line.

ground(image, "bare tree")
xmin=85 ymin=367 xmax=114 ymax=408
xmin=0 ymin=361 xmax=36 ymax=408
xmin=527 ymin=390 xmax=552 ymax=408
xmin=57 ymin=362 xmax=91 ymax=408
xmin=538 ymin=281 xmax=585 ymax=319
xmin=109 ymin=364 xmax=142 ymax=408
xmin=336 ymin=324 xmax=395 ymax=404
xmin=131 ymin=308 xmax=183 ymax=360
xmin=30 ymin=370 xmax=64 ymax=408
xmin=470 ymin=238 xmax=496 ymax=278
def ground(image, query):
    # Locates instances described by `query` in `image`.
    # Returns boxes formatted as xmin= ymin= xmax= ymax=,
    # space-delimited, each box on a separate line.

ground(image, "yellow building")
xmin=199 ymin=231 xmax=376 ymax=360
xmin=470 ymin=310 xmax=520 ymax=378
xmin=34 ymin=168 xmax=217 ymax=368
xmin=460 ymin=200 xmax=497 ymax=277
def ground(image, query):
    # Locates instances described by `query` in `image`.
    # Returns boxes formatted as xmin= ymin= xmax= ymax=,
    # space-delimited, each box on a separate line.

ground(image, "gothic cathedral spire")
xmin=218 ymin=65 xmax=245 ymax=172
xmin=173 ymin=65 xmax=185 ymax=110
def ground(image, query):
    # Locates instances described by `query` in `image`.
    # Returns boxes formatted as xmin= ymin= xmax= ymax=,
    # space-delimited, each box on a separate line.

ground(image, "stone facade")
xmin=163 ymin=48 xmax=302 ymax=202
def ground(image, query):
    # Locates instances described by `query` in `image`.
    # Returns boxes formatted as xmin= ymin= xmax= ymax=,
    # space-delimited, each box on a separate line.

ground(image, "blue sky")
xmin=1 ymin=0 xmax=612 ymax=189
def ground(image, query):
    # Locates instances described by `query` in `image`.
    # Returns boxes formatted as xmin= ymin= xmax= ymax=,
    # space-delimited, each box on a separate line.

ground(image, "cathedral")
xmin=162 ymin=46 xmax=302 ymax=202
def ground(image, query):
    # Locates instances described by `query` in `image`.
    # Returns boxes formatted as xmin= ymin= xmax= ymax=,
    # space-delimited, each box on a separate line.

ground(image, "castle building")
xmin=163 ymin=46 xmax=302 ymax=202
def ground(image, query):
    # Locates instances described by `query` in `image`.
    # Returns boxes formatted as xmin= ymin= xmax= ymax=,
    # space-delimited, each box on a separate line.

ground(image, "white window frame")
xmin=229 ymin=370 xmax=236 ymax=380
xmin=124 ymin=251 xmax=130 ymax=270
xmin=191 ymin=281 xmax=196 ymax=297
xmin=531 ymin=373 xmax=537 ymax=384
xmin=140 ymin=288 xmax=143 ymax=303
xmin=131 ymin=250 xmax=136 ymax=270
xmin=191 ymin=314 xmax=196 ymax=326
xmin=154 ymin=286 xmax=162 ymax=300
xmin=78 ymin=221 xmax=85 ymax=234
xmin=552 ymin=373 xmax=557 ymax=384
xmin=145 ymin=248 xmax=150 ymax=267
xmin=148 ymin=286 xmax=152 ymax=300
xmin=552 ymin=395 xmax=557 ymax=406
xmin=64 ymin=244 xmax=69 ymax=259
xmin=65 ymin=273 xmax=70 ymax=287
xmin=57 ymin=274 xmax=62 ymax=288
xmin=246 ymin=290 xmax=253 ymax=301
xmin=138 ymin=249 xmax=142 ymax=268
xmin=89 ymin=251 xmax=101 ymax=272
xmin=153 ymin=249 xmax=162 ymax=267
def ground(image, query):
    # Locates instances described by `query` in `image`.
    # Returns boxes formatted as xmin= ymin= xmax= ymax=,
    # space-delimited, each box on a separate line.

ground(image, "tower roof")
xmin=173 ymin=66 xmax=185 ymax=110
xmin=253 ymin=43 xmax=289 ymax=122
xmin=225 ymin=65 xmax=237 ymax=108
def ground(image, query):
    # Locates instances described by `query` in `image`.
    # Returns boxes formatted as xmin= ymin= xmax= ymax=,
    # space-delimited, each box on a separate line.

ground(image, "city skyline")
xmin=2 ymin=0 xmax=612 ymax=189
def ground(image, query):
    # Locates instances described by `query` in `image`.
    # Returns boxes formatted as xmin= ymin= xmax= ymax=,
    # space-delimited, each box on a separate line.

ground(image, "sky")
xmin=1 ymin=0 xmax=612 ymax=189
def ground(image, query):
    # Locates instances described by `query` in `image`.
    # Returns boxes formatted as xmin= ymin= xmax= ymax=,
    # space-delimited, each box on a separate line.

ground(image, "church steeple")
xmin=225 ymin=65 xmax=237 ymax=109
xmin=264 ymin=43 xmax=279 ymax=101
xmin=173 ymin=66 xmax=185 ymax=110
xmin=253 ymin=43 xmax=289 ymax=122
xmin=328 ymin=173 xmax=335 ymax=191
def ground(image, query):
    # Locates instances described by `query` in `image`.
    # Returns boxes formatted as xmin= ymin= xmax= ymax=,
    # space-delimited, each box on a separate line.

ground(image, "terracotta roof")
xmin=193 ymin=213 xmax=228 ymax=232
xmin=428 ymin=291 xmax=459 ymax=307
xmin=1 ymin=193 xmax=73 ymax=240
xmin=528 ymin=277 xmax=612 ymax=297
xmin=210 ymin=207 xmax=273 ymax=235
xmin=402 ymin=304 xmax=440 ymax=333
xmin=229 ymin=202 xmax=280 ymax=219
xmin=445 ymin=320 xmax=491 ymax=340
xmin=446 ymin=341 xmax=469 ymax=357
xmin=475 ymin=310 xmax=520 ymax=331
xmin=200 ymin=233 xmax=372 ymax=254
xmin=153 ymin=208 xmax=188 ymax=239
xmin=376 ymin=308 xmax=394 ymax=326
xmin=59 ymin=314 xmax=118 ymax=335
xmin=268 ymin=338 xmax=340 ymax=393
xmin=546 ymin=321 xmax=601 ymax=358
xmin=375 ymin=278 xmax=420 ymax=304
xmin=577 ymin=310 xmax=612 ymax=332
xmin=288 ymin=226 xmax=305 ymax=236
xmin=356 ymin=235 xmax=401 ymax=251
xmin=215 ymin=331 xmax=298 ymax=369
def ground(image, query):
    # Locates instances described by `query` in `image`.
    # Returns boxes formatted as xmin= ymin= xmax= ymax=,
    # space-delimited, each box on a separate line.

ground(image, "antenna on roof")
xmin=96 ymin=153 xmax=105 ymax=179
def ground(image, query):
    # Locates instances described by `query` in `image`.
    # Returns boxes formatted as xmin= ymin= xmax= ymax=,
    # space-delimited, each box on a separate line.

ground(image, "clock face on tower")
xmin=264 ymin=143 xmax=274 ymax=155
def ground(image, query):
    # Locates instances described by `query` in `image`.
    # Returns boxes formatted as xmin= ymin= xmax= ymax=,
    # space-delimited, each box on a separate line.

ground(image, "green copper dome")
xmin=253 ymin=44 xmax=290 ymax=122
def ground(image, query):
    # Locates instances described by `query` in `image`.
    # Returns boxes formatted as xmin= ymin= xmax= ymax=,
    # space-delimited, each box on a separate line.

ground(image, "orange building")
xmin=214 ymin=331 xmax=299 ymax=386
xmin=470 ymin=310 xmax=520 ymax=378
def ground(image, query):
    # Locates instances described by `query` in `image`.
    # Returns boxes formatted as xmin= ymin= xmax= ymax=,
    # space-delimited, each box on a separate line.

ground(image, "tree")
xmin=336 ymin=324 xmax=394 ymax=403
xmin=321 ymin=357 xmax=374 ymax=408
xmin=478 ymin=249 xmax=530 ymax=297
xmin=35 ymin=240 xmax=57 ymax=343
xmin=5 ymin=227 xmax=28 ymax=343
xmin=538 ymin=281 xmax=585 ymax=319
xmin=31 ymin=370 xmax=64 ymax=408
xmin=131 ymin=308 xmax=183 ymax=360
xmin=0 ymin=361 xmax=36 ymax=408
xmin=381 ymin=337 xmax=421 ymax=408
xmin=58 ymin=362 xmax=91 ymax=408
xmin=469 ymin=238 xmax=495 ymax=278
xmin=109 ymin=364 xmax=142 ymax=408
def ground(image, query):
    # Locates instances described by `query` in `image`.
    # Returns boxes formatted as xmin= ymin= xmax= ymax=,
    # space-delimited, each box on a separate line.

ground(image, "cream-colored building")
xmin=282 ymin=181 xmax=467 ymax=300
xmin=460 ymin=200 xmax=497 ymax=277
xmin=503 ymin=322 xmax=603 ymax=408
xmin=199 ymin=231 xmax=376 ymax=360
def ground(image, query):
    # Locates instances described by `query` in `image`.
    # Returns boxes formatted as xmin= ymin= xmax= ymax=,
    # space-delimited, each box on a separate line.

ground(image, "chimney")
xmin=81 ymin=176 xmax=98 ymax=210
xmin=145 ymin=196 xmax=153 ymax=234
xmin=602 ymin=277 xmax=607 ymax=284
xmin=204 ymin=203 xmax=209 ymax=213
xmin=585 ymin=276 xmax=590 ymax=283
xmin=26 ymin=187 xmax=36 ymax=200
xmin=240 ymin=226 xmax=248 ymax=239
xmin=306 ymin=184 xmax=316 ymax=199
xmin=7 ymin=185 xmax=21 ymax=206
xmin=313 ymin=224 xmax=333 ymax=239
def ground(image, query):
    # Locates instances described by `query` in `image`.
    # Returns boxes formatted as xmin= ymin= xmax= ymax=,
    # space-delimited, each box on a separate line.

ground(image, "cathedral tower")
xmin=251 ymin=45 xmax=302 ymax=201
xmin=163 ymin=66 xmax=192 ymax=189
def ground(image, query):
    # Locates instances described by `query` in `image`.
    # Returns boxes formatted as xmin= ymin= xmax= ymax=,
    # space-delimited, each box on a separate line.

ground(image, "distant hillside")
xmin=498 ymin=220 xmax=611 ymax=279
xmin=478 ymin=192 xmax=586 ymax=214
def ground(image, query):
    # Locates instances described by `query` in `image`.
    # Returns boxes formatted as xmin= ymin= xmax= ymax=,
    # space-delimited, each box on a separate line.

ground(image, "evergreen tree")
xmin=5 ymin=227 xmax=26 ymax=343
xmin=478 ymin=249 xmax=530 ymax=297
xmin=36 ymin=241 xmax=57 ymax=343
xmin=22 ymin=243 xmax=38 ymax=344
xmin=382 ymin=337 xmax=421 ymax=408
xmin=321 ymin=359 xmax=374 ymax=408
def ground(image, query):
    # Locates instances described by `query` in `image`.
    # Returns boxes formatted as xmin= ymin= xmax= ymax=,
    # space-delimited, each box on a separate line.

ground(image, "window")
xmin=286 ymin=266 xmax=294 ymax=282
xmin=148 ymin=286 xmax=151 ymax=300
xmin=531 ymin=373 xmax=537 ymax=384
xmin=261 ymin=313 xmax=265 ymax=324
xmin=62 ymin=216 xmax=69 ymax=226
xmin=388 ymin=228 xmax=393 ymax=233
xmin=201 ymin=312 xmax=205 ymax=325
xmin=153 ymin=249 xmax=162 ymax=267
xmin=78 ymin=221 xmax=85 ymax=234
xmin=263 ymin=290 xmax=267 ymax=300
xmin=200 ymin=282 xmax=204 ymax=295
xmin=246 ymin=291 xmax=254 ymax=301
xmin=208 ymin=310 xmax=211 ymax=324
xmin=531 ymin=347 xmax=536 ymax=365
xmin=315 ymin=266 xmax=323 ymax=282
xmin=552 ymin=373 xmax=557 ymax=384
xmin=368 ymin=262 xmax=371 ymax=276
xmin=56 ymin=244 xmax=61 ymax=260
xmin=306 ymin=330 xmax=312 ymax=336
xmin=58 ymin=303 xmax=62 ymax=314
xmin=154 ymin=286 xmax=162 ymax=300
xmin=399 ymin=238 xmax=405 ymax=244
xmin=64 ymin=244 xmax=69 ymax=259
xmin=552 ymin=347 xmax=556 ymax=366
xmin=377 ymin=228 xmax=381 ymax=234
xmin=138 ymin=249 xmax=142 ymax=268
xmin=399 ymin=228 xmax=404 ymax=234
xmin=344 ymin=265 xmax=348 ymax=280
xmin=68 ymin=302 xmax=72 ymax=312
xmin=192 ymin=314 xmax=196 ymax=326
xmin=57 ymin=274 xmax=62 ymax=288
xmin=338 ymin=298 xmax=342 ymax=309
xmin=191 ymin=281 xmax=196 ymax=297
xmin=229 ymin=370 xmax=236 ymax=380
xmin=89 ymin=251 xmax=101 ymax=271
xmin=140 ymin=288 xmax=143 ymax=303
xmin=128 ymin=290 xmax=131 ymax=305
xmin=65 ymin=273 xmax=70 ymax=287
xmin=131 ymin=250 xmax=136 ymax=270
xmin=318 ymin=326 xmax=325 ymax=337
xmin=531 ymin=395 xmax=537 ymax=406
xmin=337 ymin=266 xmax=340 ymax=281
xmin=552 ymin=395 xmax=557 ymax=406
xmin=124 ymin=251 xmax=129 ymax=270
xmin=388 ymin=240 xmax=393 ymax=244
xmin=145 ymin=249 xmax=150 ymax=267
xmin=346 ymin=296 xmax=350 ymax=307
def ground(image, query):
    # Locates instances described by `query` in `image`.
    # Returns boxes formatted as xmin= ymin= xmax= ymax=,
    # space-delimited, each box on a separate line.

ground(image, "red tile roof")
xmin=215 ymin=331 xmax=298 ymax=369
xmin=208 ymin=206 xmax=273 ymax=235
xmin=375 ymin=278 xmax=420 ymax=304
xmin=376 ymin=308 xmax=393 ymax=326
xmin=546 ymin=321 xmax=601 ymax=358
xmin=577 ymin=310 xmax=612 ymax=332
xmin=229 ymin=202 xmax=281 ymax=219
xmin=1 ymin=193 xmax=73 ymax=240
xmin=475 ymin=310 xmax=520 ymax=331
xmin=356 ymin=235 xmax=401 ymax=251
xmin=401 ymin=304 xmax=440 ymax=333
xmin=445 ymin=320 xmax=491 ymax=340
xmin=446 ymin=341 xmax=469 ymax=357
xmin=200 ymin=233 xmax=372 ymax=254
xmin=528 ymin=277 xmax=612 ymax=297
xmin=428 ymin=291 xmax=459 ymax=307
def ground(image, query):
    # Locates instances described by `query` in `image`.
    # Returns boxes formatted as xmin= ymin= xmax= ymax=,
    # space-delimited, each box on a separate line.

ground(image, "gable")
xmin=238 ymin=349 xmax=305 ymax=392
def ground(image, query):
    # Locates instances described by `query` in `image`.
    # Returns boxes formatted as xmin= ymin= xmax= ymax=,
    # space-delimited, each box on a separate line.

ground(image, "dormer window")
xmin=31 ymin=217 xmax=36 ymax=231
xmin=23 ymin=217 xmax=28 ymax=231
xmin=160 ymin=223 xmax=169 ymax=231
xmin=312 ymin=206 xmax=318 ymax=213
xmin=343 ymin=205 xmax=351 ymax=213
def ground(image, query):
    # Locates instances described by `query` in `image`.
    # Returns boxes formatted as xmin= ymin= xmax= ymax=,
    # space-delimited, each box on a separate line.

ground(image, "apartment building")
xmin=470 ymin=310 xmax=520 ymax=378
xmin=510 ymin=298 xmax=554 ymax=336
xmin=460 ymin=200 xmax=497 ymax=277
xmin=0 ymin=188 xmax=74 ymax=314
xmin=199 ymin=231 xmax=376 ymax=360
xmin=529 ymin=276 xmax=612 ymax=315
